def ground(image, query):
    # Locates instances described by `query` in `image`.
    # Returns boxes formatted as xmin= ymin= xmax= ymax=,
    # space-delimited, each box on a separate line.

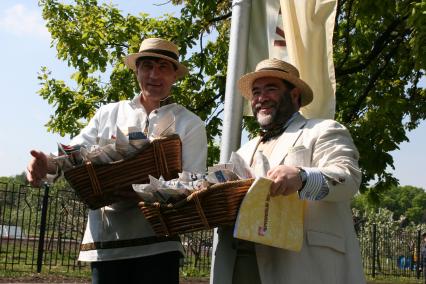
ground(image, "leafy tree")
xmin=37 ymin=0 xmax=426 ymax=201
xmin=0 ymin=172 xmax=28 ymax=185
xmin=352 ymin=185 xmax=426 ymax=224
xmin=333 ymin=0 xmax=426 ymax=201
xmin=381 ymin=185 xmax=426 ymax=224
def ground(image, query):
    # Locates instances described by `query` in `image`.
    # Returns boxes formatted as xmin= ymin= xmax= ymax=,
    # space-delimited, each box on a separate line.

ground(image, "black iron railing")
xmin=0 ymin=181 xmax=424 ymax=282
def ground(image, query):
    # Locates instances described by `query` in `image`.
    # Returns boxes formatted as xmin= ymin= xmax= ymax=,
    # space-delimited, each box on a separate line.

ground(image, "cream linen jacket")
xmin=211 ymin=113 xmax=366 ymax=284
xmin=72 ymin=95 xmax=207 ymax=262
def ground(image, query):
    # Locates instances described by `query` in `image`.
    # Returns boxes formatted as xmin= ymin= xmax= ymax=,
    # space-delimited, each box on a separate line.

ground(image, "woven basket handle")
xmin=193 ymin=194 xmax=210 ymax=230
xmin=153 ymin=140 xmax=169 ymax=178
xmin=85 ymin=161 xmax=102 ymax=196
xmin=154 ymin=204 xmax=171 ymax=236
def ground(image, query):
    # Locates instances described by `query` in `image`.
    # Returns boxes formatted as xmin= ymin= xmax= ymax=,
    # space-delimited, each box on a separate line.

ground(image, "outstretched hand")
xmin=26 ymin=150 xmax=50 ymax=187
xmin=267 ymin=165 xmax=302 ymax=196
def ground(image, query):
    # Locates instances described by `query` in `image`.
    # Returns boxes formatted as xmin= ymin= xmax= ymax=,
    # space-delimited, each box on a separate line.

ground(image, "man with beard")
xmin=211 ymin=58 xmax=365 ymax=284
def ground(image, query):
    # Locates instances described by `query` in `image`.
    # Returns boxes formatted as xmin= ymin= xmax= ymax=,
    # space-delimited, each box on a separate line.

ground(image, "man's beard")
xmin=253 ymin=92 xmax=296 ymax=130
xmin=255 ymin=102 xmax=277 ymax=128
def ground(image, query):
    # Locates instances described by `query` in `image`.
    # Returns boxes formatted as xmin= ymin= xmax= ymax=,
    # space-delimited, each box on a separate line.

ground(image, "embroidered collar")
xmin=159 ymin=95 xmax=175 ymax=107
xmin=131 ymin=94 xmax=175 ymax=111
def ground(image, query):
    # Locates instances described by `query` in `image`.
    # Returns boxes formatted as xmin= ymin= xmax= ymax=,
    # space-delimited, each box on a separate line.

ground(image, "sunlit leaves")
xmin=353 ymin=185 xmax=426 ymax=224
xmin=334 ymin=0 xmax=426 ymax=198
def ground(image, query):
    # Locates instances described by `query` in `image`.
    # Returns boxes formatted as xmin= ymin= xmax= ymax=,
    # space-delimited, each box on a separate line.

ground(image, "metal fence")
xmin=359 ymin=224 xmax=424 ymax=280
xmin=0 ymin=182 xmax=87 ymax=273
xmin=0 ymin=182 xmax=212 ymax=275
xmin=0 ymin=182 xmax=424 ymax=281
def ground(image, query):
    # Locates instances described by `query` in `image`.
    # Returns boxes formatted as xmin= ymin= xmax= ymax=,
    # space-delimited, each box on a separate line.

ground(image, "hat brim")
xmin=237 ymin=70 xmax=313 ymax=107
xmin=124 ymin=52 xmax=189 ymax=79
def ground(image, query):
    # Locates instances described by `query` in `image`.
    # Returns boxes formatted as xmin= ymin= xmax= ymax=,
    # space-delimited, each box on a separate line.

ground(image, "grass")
xmin=0 ymin=246 xmax=90 ymax=281
xmin=367 ymin=276 xmax=424 ymax=284
xmin=0 ymin=271 xmax=90 ymax=283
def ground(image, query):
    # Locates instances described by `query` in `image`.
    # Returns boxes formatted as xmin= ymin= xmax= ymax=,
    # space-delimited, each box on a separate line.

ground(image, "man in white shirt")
xmin=27 ymin=38 xmax=207 ymax=284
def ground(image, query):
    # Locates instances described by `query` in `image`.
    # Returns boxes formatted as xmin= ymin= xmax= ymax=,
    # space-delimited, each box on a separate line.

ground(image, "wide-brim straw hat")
xmin=238 ymin=58 xmax=313 ymax=107
xmin=124 ymin=38 xmax=189 ymax=79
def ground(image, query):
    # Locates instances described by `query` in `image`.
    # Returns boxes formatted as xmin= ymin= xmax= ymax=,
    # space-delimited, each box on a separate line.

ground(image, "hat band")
xmin=141 ymin=49 xmax=179 ymax=61
xmin=258 ymin=67 xmax=290 ymax=73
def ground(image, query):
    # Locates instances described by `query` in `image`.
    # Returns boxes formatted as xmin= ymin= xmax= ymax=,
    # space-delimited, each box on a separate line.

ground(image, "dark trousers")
xmin=91 ymin=251 xmax=181 ymax=284
xmin=232 ymin=240 xmax=261 ymax=284
xmin=423 ymin=264 xmax=426 ymax=284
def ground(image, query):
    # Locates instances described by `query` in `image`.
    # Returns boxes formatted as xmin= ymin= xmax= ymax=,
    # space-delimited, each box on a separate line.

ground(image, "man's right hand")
xmin=26 ymin=150 xmax=51 ymax=187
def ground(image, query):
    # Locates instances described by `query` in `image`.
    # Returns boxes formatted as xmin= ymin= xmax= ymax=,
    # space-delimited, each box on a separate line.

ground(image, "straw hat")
xmin=238 ymin=58 xmax=313 ymax=106
xmin=124 ymin=38 xmax=189 ymax=79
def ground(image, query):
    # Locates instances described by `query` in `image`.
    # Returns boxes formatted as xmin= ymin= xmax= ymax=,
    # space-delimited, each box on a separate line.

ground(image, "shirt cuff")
xmin=298 ymin=167 xmax=329 ymax=201
xmin=45 ymin=155 xmax=62 ymax=183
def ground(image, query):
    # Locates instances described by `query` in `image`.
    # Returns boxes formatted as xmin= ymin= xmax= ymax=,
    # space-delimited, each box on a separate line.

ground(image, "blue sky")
xmin=0 ymin=1 xmax=425 ymax=189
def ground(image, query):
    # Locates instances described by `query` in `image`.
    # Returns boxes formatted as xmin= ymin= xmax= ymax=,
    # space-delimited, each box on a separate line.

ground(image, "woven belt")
xmin=80 ymin=235 xmax=180 ymax=251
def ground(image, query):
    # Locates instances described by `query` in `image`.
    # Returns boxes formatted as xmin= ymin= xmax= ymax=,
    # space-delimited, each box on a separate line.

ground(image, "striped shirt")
xmin=298 ymin=167 xmax=329 ymax=200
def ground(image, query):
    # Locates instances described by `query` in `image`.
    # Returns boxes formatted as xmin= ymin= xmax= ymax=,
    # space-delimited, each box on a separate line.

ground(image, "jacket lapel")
xmin=269 ymin=114 xmax=307 ymax=168
xmin=238 ymin=137 xmax=261 ymax=166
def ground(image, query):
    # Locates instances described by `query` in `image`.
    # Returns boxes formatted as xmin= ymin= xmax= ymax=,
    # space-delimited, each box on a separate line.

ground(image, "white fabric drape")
xmin=245 ymin=0 xmax=337 ymax=119
xmin=279 ymin=0 xmax=337 ymax=119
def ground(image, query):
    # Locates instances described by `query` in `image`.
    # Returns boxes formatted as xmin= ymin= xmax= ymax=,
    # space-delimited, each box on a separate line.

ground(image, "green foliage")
xmin=37 ymin=0 xmax=426 ymax=200
xmin=37 ymin=0 xmax=231 ymax=149
xmin=366 ymin=278 xmax=423 ymax=284
xmin=0 ymin=172 xmax=28 ymax=185
xmin=180 ymin=266 xmax=209 ymax=278
xmin=334 ymin=0 xmax=426 ymax=198
xmin=352 ymin=185 xmax=426 ymax=224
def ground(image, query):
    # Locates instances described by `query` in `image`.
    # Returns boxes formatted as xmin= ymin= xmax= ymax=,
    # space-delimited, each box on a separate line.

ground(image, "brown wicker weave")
xmin=139 ymin=178 xmax=254 ymax=236
xmin=64 ymin=134 xmax=182 ymax=210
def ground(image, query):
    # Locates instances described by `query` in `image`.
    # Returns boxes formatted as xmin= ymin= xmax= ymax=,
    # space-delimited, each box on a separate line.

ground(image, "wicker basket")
xmin=64 ymin=134 xmax=182 ymax=210
xmin=139 ymin=178 xmax=254 ymax=236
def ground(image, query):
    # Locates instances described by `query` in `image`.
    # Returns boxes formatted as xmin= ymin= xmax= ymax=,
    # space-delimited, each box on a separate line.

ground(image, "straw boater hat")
xmin=238 ymin=58 xmax=313 ymax=107
xmin=124 ymin=38 xmax=189 ymax=79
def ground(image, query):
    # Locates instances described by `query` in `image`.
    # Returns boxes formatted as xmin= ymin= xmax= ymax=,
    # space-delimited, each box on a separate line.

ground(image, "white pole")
xmin=211 ymin=0 xmax=252 ymax=283
xmin=219 ymin=0 xmax=252 ymax=164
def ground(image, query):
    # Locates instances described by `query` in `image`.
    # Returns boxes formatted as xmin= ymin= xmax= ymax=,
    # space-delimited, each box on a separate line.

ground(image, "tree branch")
xmin=197 ymin=31 xmax=205 ymax=78
xmin=344 ymin=32 xmax=409 ymax=123
xmin=207 ymin=104 xmax=224 ymax=124
xmin=206 ymin=106 xmax=224 ymax=125
xmin=339 ymin=0 xmax=355 ymax=68
xmin=336 ymin=14 xmax=409 ymax=77
xmin=208 ymin=11 xmax=232 ymax=24
xmin=192 ymin=91 xmax=223 ymax=113
xmin=333 ymin=0 xmax=345 ymax=38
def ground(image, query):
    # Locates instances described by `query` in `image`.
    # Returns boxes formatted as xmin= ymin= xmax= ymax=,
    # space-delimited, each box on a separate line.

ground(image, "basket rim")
xmin=139 ymin=178 xmax=254 ymax=209
xmin=63 ymin=134 xmax=182 ymax=173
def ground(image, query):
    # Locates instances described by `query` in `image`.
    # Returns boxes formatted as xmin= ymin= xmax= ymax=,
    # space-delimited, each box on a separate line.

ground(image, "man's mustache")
xmin=254 ymin=101 xmax=277 ymax=111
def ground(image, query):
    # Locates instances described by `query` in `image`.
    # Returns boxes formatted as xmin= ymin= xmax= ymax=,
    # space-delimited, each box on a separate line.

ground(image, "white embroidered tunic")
xmin=71 ymin=95 xmax=207 ymax=262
